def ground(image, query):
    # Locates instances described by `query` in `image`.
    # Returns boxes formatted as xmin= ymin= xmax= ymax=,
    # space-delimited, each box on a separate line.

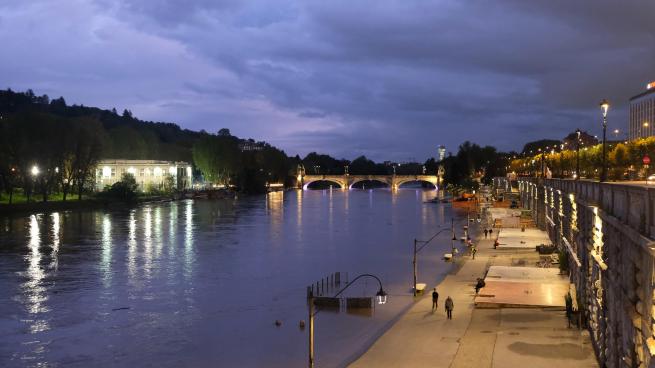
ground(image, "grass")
xmin=0 ymin=189 xmax=87 ymax=205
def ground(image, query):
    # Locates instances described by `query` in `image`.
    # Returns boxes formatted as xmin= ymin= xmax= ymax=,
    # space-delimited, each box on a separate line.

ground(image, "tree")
xmin=218 ymin=128 xmax=231 ymax=136
xmin=103 ymin=173 xmax=138 ymax=202
xmin=122 ymin=109 xmax=133 ymax=119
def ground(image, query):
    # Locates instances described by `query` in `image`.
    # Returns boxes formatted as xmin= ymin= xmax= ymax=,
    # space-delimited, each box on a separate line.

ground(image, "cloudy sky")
xmin=1 ymin=1 xmax=654 ymax=161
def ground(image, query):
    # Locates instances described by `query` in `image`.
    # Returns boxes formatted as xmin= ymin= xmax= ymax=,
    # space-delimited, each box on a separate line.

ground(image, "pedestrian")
xmin=431 ymin=288 xmax=439 ymax=313
xmin=475 ymin=278 xmax=485 ymax=294
xmin=484 ymin=229 xmax=488 ymax=239
xmin=472 ymin=246 xmax=477 ymax=259
xmin=445 ymin=296 xmax=454 ymax=319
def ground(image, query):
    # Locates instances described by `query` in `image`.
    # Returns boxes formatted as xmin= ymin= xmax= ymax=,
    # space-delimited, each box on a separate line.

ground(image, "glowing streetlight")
xmin=575 ymin=129 xmax=581 ymax=180
xmin=31 ymin=165 xmax=39 ymax=176
xmin=599 ymin=99 xmax=609 ymax=182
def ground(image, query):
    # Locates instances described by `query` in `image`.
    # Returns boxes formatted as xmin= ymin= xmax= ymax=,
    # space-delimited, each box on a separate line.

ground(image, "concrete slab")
xmin=485 ymin=266 xmax=563 ymax=283
xmin=476 ymin=266 xmax=568 ymax=308
xmin=496 ymin=228 xmax=550 ymax=249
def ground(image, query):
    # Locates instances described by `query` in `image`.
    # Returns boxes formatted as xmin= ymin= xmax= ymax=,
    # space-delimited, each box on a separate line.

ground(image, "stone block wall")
xmin=514 ymin=178 xmax=655 ymax=368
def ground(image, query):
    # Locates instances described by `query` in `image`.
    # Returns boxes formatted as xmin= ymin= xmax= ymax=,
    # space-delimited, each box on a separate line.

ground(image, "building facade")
xmin=95 ymin=159 xmax=193 ymax=191
xmin=629 ymin=82 xmax=655 ymax=140
xmin=437 ymin=145 xmax=446 ymax=162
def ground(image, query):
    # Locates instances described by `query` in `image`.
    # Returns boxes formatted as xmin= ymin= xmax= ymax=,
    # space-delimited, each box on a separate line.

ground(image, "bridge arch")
xmin=349 ymin=178 xmax=391 ymax=189
xmin=395 ymin=178 xmax=438 ymax=190
xmin=303 ymin=179 xmax=345 ymax=190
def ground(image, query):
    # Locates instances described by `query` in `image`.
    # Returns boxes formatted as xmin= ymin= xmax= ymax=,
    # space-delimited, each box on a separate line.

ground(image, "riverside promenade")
xmin=350 ymin=236 xmax=598 ymax=368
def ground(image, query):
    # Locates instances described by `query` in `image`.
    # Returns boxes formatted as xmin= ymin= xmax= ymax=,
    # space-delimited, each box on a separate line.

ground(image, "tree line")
xmin=0 ymin=88 xmax=513 ymax=200
xmin=511 ymin=137 xmax=655 ymax=180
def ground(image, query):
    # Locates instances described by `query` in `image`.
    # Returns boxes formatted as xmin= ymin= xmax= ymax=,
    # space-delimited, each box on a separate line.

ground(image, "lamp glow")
xmin=31 ymin=165 xmax=39 ymax=176
xmin=599 ymin=99 xmax=609 ymax=118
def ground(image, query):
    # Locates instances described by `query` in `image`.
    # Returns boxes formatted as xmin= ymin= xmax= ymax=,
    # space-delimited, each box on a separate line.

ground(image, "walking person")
xmin=431 ymin=288 xmax=439 ymax=313
xmin=472 ymin=246 xmax=477 ymax=259
xmin=484 ymin=229 xmax=488 ymax=239
xmin=445 ymin=296 xmax=454 ymax=320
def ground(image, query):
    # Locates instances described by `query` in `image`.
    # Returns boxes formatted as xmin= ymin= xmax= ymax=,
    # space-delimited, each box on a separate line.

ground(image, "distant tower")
xmin=437 ymin=145 xmax=446 ymax=162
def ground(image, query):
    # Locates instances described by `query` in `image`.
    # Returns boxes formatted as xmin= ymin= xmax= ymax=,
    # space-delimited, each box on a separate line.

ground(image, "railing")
xmin=515 ymin=177 xmax=655 ymax=241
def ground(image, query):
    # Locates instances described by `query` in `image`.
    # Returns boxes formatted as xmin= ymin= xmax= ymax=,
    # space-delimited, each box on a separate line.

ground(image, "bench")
xmin=415 ymin=283 xmax=427 ymax=294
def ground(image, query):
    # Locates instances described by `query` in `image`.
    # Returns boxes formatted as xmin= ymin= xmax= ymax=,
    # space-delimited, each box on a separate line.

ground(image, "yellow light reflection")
xmin=296 ymin=190 xmax=303 ymax=240
xmin=267 ymin=191 xmax=284 ymax=242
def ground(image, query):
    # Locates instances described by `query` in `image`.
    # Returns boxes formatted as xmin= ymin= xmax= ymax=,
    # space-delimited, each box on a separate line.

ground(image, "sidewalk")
xmin=349 ymin=238 xmax=597 ymax=368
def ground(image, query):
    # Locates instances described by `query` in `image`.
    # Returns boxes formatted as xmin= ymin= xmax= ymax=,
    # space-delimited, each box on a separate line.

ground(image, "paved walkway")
xmin=349 ymin=238 xmax=597 ymax=368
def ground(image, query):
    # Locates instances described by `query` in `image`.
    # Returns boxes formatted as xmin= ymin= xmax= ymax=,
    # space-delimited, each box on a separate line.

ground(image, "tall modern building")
xmin=629 ymin=81 xmax=655 ymax=140
xmin=437 ymin=145 xmax=446 ymax=162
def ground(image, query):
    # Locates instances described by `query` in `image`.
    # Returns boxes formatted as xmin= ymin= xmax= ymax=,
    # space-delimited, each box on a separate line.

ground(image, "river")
xmin=0 ymin=188 xmax=467 ymax=367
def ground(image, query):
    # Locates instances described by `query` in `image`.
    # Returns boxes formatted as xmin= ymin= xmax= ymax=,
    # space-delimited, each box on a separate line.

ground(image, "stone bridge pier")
xmin=512 ymin=178 xmax=655 ymax=367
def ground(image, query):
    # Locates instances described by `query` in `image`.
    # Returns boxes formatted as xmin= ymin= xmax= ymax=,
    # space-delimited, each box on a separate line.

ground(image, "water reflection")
xmin=154 ymin=206 xmax=162 ymax=257
xmin=169 ymin=202 xmax=178 ymax=257
xmin=184 ymin=200 xmax=194 ymax=278
xmin=144 ymin=206 xmax=153 ymax=278
xmin=50 ymin=212 xmax=60 ymax=271
xmin=101 ymin=214 xmax=112 ymax=286
xmin=266 ymin=191 xmax=284 ymax=242
xmin=128 ymin=209 xmax=137 ymax=282
xmin=1 ymin=189 xmax=451 ymax=368
xmin=24 ymin=214 xmax=49 ymax=333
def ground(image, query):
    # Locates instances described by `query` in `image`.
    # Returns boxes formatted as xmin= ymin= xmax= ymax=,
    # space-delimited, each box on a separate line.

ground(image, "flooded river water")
xmin=0 ymin=188 xmax=466 ymax=367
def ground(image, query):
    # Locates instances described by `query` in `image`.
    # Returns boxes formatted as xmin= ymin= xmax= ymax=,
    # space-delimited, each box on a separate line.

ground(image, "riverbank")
xmin=349 ymin=218 xmax=597 ymax=367
xmin=0 ymin=195 xmax=178 ymax=216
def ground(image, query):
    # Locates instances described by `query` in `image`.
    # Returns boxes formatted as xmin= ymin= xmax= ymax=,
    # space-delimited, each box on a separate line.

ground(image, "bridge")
xmin=299 ymin=174 xmax=441 ymax=190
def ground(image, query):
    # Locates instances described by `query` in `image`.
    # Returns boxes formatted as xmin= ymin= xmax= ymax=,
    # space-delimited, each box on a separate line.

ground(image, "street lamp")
xmin=308 ymin=273 xmax=387 ymax=367
xmin=559 ymin=144 xmax=565 ymax=178
xmin=599 ymin=99 xmax=610 ymax=182
xmin=412 ymin=220 xmax=458 ymax=296
xmin=643 ymin=121 xmax=650 ymax=138
xmin=575 ymin=129 xmax=581 ymax=180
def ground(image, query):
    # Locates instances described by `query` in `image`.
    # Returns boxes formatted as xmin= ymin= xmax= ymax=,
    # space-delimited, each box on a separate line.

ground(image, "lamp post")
xmin=412 ymin=221 xmax=457 ymax=296
xmin=599 ymin=99 xmax=610 ymax=182
xmin=559 ymin=144 xmax=565 ymax=178
xmin=308 ymin=273 xmax=387 ymax=368
xmin=29 ymin=165 xmax=39 ymax=202
xmin=575 ymin=129 xmax=581 ymax=180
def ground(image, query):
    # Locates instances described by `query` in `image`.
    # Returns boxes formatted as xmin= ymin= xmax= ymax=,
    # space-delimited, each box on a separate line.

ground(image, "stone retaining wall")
xmin=508 ymin=178 xmax=655 ymax=368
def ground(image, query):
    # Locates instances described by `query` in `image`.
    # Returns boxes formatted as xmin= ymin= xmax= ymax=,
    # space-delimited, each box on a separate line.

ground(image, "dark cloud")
xmin=1 ymin=0 xmax=653 ymax=161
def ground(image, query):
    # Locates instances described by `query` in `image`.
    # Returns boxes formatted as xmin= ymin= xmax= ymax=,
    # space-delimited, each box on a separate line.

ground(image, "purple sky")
xmin=1 ymin=1 xmax=654 ymax=161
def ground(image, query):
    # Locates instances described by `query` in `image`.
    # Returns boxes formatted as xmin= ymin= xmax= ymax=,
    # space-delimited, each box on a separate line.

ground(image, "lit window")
xmin=102 ymin=166 xmax=111 ymax=178
xmin=127 ymin=167 xmax=136 ymax=175
xmin=169 ymin=166 xmax=177 ymax=176
xmin=187 ymin=166 xmax=192 ymax=177
xmin=154 ymin=167 xmax=162 ymax=176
